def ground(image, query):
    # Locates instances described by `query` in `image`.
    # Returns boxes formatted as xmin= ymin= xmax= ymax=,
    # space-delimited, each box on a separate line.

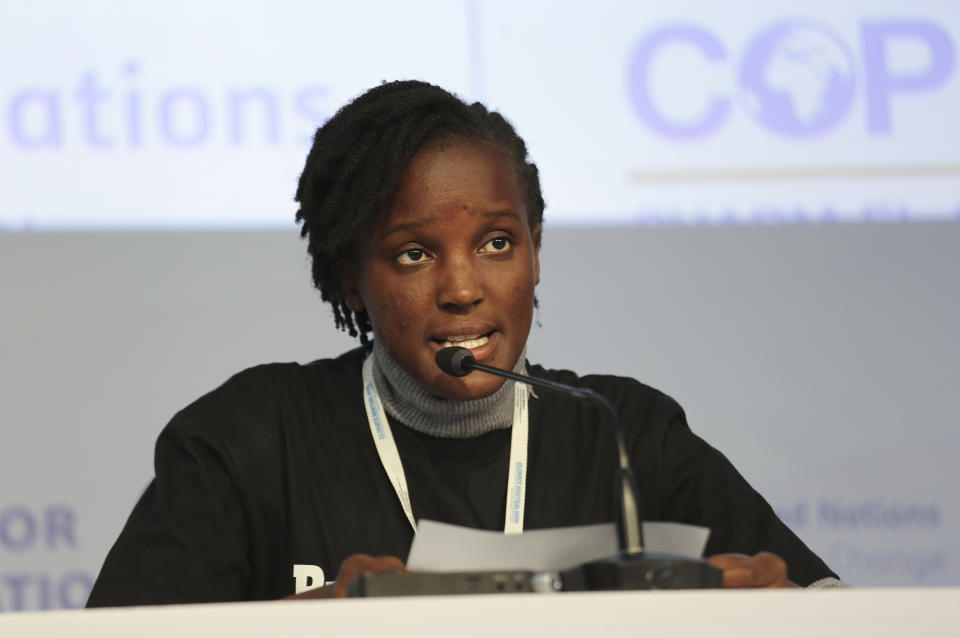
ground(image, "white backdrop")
xmin=1 ymin=0 xmax=959 ymax=612
xmin=1 ymin=0 xmax=958 ymax=228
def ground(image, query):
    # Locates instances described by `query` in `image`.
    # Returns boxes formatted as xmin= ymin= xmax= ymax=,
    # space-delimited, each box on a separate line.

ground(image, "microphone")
xmin=434 ymin=346 xmax=721 ymax=591
xmin=434 ymin=346 xmax=474 ymax=377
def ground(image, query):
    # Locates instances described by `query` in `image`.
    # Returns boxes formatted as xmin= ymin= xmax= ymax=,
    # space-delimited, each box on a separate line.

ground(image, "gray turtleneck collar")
xmin=371 ymin=340 xmax=527 ymax=438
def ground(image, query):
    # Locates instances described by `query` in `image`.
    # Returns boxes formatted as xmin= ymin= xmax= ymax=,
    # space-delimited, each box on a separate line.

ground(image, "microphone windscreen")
xmin=435 ymin=346 xmax=474 ymax=377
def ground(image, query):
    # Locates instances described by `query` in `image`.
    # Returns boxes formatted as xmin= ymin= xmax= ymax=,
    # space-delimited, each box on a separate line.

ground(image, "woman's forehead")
xmin=383 ymin=140 xmax=526 ymax=222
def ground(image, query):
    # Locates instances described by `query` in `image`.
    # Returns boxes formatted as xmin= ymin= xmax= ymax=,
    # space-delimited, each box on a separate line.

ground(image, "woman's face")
xmin=346 ymin=139 xmax=541 ymax=401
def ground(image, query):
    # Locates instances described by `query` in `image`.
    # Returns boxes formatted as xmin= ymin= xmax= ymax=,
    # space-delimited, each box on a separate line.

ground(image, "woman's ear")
xmin=342 ymin=267 xmax=365 ymax=312
xmin=532 ymin=224 xmax=542 ymax=285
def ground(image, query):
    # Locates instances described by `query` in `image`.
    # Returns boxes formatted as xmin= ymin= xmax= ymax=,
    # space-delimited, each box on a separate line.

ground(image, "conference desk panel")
xmin=2 ymin=588 xmax=958 ymax=637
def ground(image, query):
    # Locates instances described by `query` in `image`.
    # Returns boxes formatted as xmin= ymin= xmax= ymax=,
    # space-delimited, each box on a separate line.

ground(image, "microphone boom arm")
xmin=462 ymin=358 xmax=645 ymax=555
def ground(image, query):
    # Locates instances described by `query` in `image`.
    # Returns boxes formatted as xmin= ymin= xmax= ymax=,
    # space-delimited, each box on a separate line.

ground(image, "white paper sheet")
xmin=407 ymin=520 xmax=710 ymax=572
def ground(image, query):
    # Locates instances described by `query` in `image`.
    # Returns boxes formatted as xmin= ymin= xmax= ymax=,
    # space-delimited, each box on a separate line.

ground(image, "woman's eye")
xmin=396 ymin=249 xmax=428 ymax=265
xmin=482 ymin=237 xmax=512 ymax=253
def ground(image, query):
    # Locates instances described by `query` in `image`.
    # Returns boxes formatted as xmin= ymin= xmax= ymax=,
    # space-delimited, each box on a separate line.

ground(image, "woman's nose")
xmin=436 ymin=256 xmax=484 ymax=311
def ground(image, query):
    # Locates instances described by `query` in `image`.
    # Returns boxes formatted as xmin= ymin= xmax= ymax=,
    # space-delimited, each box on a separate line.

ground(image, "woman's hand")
xmin=286 ymin=554 xmax=407 ymax=600
xmin=707 ymin=552 xmax=798 ymax=588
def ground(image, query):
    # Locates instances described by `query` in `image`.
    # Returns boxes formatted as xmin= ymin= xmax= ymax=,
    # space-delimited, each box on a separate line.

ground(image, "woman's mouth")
xmin=432 ymin=331 xmax=494 ymax=350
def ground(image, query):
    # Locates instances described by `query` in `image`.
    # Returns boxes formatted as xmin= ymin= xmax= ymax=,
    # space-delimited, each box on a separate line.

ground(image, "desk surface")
xmin=2 ymin=588 xmax=958 ymax=637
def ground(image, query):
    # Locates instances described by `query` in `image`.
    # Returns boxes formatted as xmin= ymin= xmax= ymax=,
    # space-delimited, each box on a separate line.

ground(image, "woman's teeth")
xmin=441 ymin=335 xmax=490 ymax=350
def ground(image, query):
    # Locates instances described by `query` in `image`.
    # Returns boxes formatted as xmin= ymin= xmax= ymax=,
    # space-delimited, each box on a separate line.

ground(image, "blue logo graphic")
xmin=739 ymin=21 xmax=856 ymax=136
xmin=629 ymin=18 xmax=955 ymax=139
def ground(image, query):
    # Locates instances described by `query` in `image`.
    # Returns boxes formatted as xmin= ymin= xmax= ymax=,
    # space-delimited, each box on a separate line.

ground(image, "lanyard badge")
xmin=361 ymin=354 xmax=529 ymax=534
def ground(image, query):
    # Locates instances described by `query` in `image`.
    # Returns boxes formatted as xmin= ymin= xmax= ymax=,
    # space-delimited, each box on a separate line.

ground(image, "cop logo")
xmin=629 ymin=18 xmax=954 ymax=138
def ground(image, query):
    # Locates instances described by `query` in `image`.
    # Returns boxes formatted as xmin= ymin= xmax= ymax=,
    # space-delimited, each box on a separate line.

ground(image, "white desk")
xmin=2 ymin=588 xmax=958 ymax=637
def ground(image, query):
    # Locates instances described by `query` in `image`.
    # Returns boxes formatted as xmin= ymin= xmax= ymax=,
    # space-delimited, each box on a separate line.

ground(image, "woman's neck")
xmin=370 ymin=340 xmax=526 ymax=438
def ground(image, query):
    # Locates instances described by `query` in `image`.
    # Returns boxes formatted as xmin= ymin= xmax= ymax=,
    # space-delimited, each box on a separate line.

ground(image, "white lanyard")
xmin=361 ymin=354 xmax=529 ymax=535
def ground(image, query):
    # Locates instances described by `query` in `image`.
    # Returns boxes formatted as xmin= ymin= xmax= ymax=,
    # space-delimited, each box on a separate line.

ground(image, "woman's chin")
xmin=430 ymin=373 xmax=507 ymax=402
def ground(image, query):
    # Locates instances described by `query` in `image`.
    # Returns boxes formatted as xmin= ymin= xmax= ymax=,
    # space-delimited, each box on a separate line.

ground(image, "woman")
xmin=87 ymin=81 xmax=839 ymax=606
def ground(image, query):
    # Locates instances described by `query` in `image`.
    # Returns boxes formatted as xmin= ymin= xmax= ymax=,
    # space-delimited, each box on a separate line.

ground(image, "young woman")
xmin=87 ymin=81 xmax=839 ymax=606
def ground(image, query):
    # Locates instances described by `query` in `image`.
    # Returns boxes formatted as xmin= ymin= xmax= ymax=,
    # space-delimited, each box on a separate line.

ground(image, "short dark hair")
xmin=295 ymin=80 xmax=545 ymax=343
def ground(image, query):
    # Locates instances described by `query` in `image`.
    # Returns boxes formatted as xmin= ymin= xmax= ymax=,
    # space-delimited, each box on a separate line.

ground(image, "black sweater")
xmin=87 ymin=347 xmax=835 ymax=605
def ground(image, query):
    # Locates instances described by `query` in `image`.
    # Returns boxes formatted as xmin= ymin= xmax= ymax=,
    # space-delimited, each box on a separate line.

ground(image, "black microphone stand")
xmin=441 ymin=348 xmax=722 ymax=590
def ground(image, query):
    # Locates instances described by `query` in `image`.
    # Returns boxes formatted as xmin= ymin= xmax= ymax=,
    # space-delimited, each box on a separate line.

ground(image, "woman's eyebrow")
xmin=383 ymin=210 xmax=520 ymax=238
xmin=382 ymin=219 xmax=429 ymax=238
xmin=482 ymin=210 xmax=521 ymax=221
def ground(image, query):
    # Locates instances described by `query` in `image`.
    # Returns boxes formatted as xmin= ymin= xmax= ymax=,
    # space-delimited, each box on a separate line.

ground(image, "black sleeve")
xmin=86 ymin=412 xmax=252 ymax=606
xmin=653 ymin=399 xmax=837 ymax=586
